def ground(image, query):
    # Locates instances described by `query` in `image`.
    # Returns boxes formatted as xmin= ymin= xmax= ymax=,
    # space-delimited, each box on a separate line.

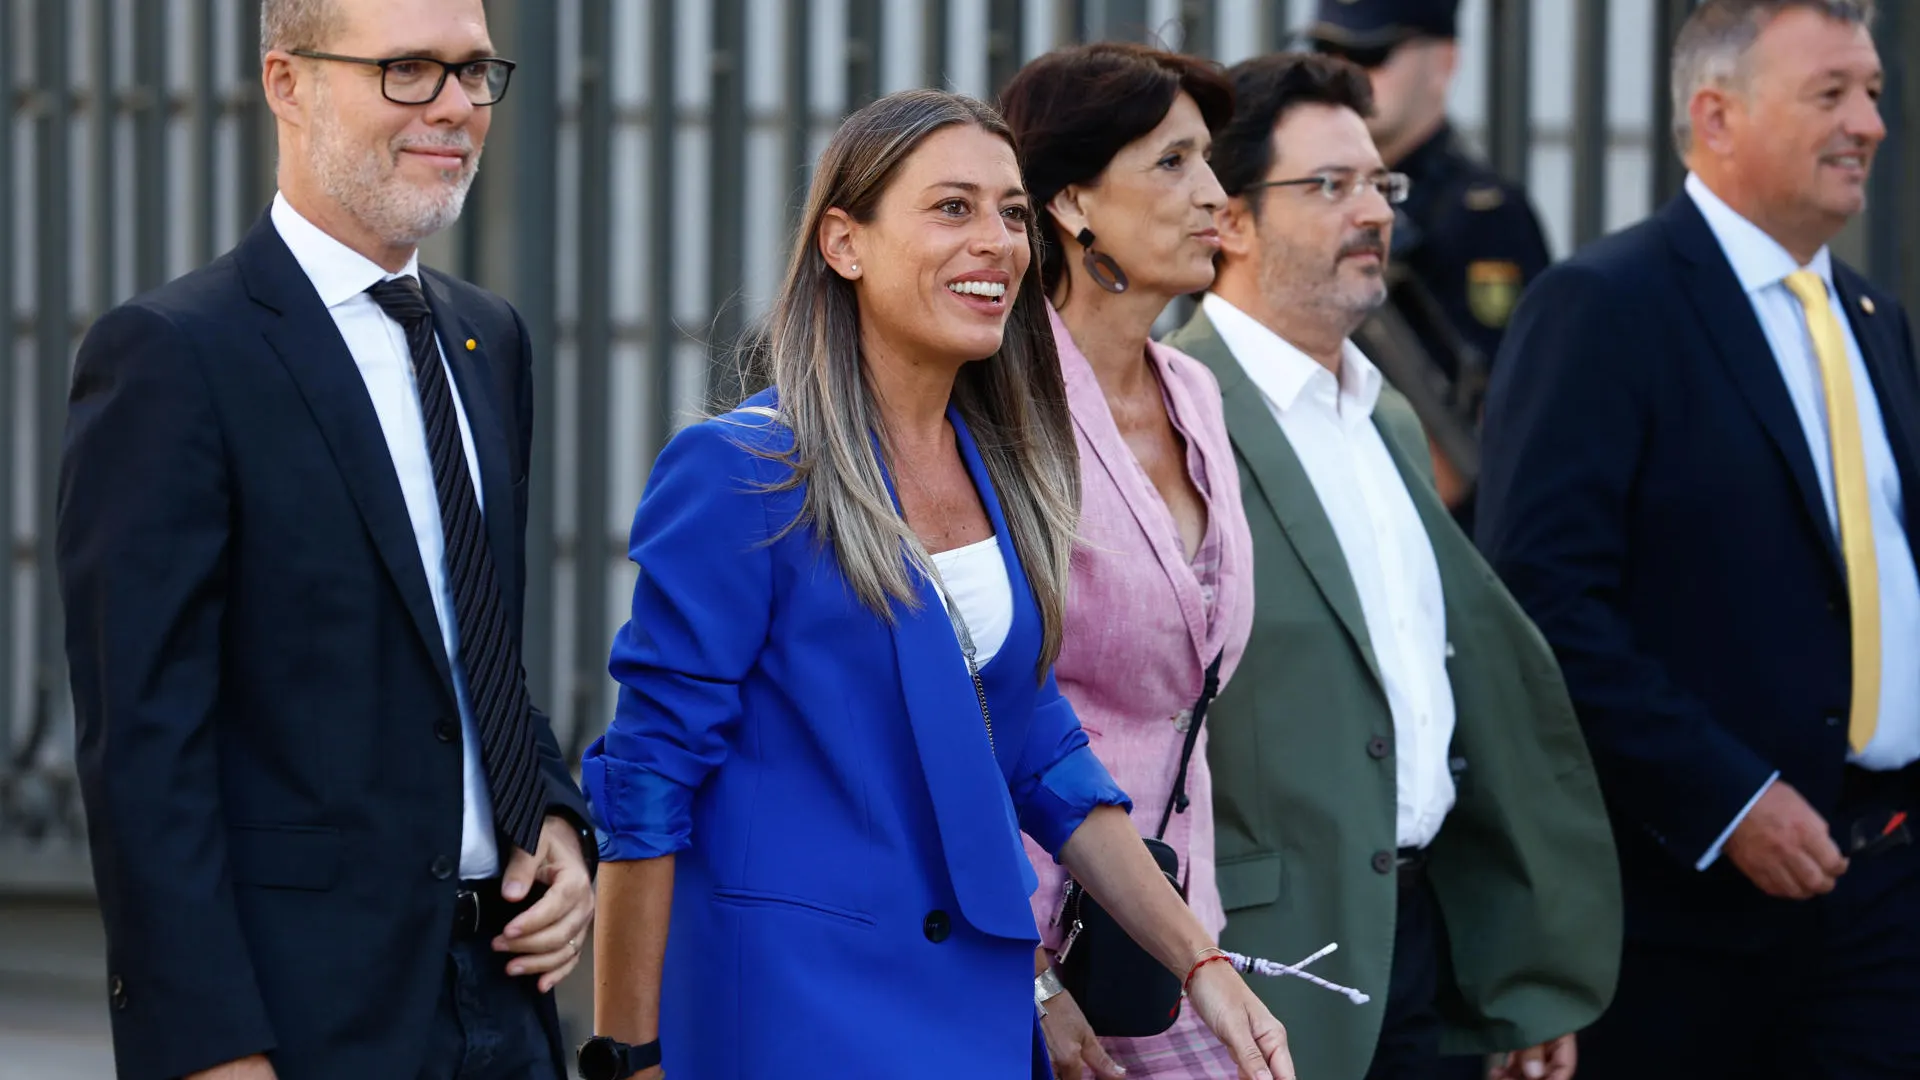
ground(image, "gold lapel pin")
xmin=465 ymin=338 xmax=478 ymax=351
xmin=1861 ymin=297 xmax=1877 ymax=316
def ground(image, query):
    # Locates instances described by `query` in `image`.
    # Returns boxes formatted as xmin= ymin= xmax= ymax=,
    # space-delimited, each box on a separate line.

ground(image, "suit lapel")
xmin=1662 ymin=196 xmax=1842 ymax=571
xmin=423 ymin=271 xmax=517 ymax=589
xmin=1834 ymin=270 xmax=1920 ymax=547
xmin=1172 ymin=312 xmax=1383 ymax=685
xmin=878 ymin=414 xmax=1035 ymax=941
xmin=235 ymin=214 xmax=454 ymax=692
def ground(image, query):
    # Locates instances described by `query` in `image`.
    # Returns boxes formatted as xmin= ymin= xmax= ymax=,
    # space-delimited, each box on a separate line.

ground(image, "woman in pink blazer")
xmin=1003 ymin=45 xmax=1257 ymax=1080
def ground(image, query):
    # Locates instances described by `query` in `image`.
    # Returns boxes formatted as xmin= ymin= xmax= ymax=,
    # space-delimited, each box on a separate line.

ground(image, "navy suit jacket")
xmin=57 ymin=213 xmax=591 ymax=1079
xmin=1475 ymin=194 xmax=1920 ymax=950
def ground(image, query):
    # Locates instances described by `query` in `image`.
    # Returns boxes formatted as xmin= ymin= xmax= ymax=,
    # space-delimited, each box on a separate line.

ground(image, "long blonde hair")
xmin=732 ymin=89 xmax=1079 ymax=676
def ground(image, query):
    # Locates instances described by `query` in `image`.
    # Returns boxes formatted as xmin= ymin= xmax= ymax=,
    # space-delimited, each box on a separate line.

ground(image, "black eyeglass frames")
xmin=290 ymin=50 xmax=516 ymax=107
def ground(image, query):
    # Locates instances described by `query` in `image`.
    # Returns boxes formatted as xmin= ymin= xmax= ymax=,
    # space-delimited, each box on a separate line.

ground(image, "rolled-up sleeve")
xmin=1011 ymin=673 xmax=1132 ymax=857
xmin=580 ymin=417 xmax=778 ymax=861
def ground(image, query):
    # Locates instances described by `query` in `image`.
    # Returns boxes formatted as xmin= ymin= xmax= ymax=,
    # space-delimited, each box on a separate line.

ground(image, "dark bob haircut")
xmin=1211 ymin=53 xmax=1375 ymax=212
xmin=999 ymin=42 xmax=1234 ymax=296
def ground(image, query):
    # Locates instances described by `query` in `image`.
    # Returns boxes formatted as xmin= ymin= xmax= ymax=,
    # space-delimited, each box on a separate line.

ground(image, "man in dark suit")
xmin=57 ymin=1 xmax=594 ymax=1078
xmin=1477 ymin=2 xmax=1918 ymax=1077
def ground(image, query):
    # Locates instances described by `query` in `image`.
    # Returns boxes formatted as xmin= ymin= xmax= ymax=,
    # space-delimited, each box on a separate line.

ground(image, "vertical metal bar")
xmin=1181 ymin=0 xmax=1216 ymax=61
xmin=133 ymin=0 xmax=167 ymax=290
xmin=707 ymin=0 xmax=746 ymax=369
xmin=0 ymin=0 xmax=16 ymax=730
xmin=649 ymin=0 xmax=676 ymax=422
xmin=920 ymin=0 xmax=939 ymax=89
xmin=1866 ymin=1 xmax=1906 ymax=301
xmin=847 ymin=0 xmax=881 ymax=109
xmin=197 ymin=0 xmax=219 ymax=263
xmin=1484 ymin=0 xmax=1532 ymax=186
xmin=1899 ymin=1 xmax=1920 ymax=320
xmin=92 ymin=0 xmax=115 ymax=311
xmin=572 ymin=0 xmax=612 ymax=737
xmin=784 ymin=0 xmax=811 ymax=236
xmin=986 ymin=0 xmax=1021 ymax=99
xmin=1649 ymin=0 xmax=1693 ymax=208
xmin=35 ymin=0 xmax=72 ymax=747
xmin=238 ymin=0 xmax=272 ymax=216
xmin=1571 ymin=0 xmax=1609 ymax=248
xmin=514 ymin=0 xmax=559 ymax=709
xmin=1106 ymin=0 xmax=1148 ymax=41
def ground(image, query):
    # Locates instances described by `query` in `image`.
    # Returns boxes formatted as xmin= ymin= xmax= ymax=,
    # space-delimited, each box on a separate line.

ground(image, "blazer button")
xmin=434 ymin=718 xmax=457 ymax=743
xmin=922 ymin=910 xmax=952 ymax=943
xmin=1367 ymin=736 xmax=1390 ymax=760
xmin=1371 ymin=850 xmax=1395 ymax=875
xmin=1826 ymin=714 xmax=1843 ymax=728
xmin=430 ymin=855 xmax=455 ymax=880
xmin=108 ymin=974 xmax=127 ymax=1011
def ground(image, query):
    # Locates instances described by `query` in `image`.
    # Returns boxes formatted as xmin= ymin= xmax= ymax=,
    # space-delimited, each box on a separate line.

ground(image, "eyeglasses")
xmin=290 ymin=50 xmax=517 ymax=107
xmin=1242 ymin=170 xmax=1411 ymax=206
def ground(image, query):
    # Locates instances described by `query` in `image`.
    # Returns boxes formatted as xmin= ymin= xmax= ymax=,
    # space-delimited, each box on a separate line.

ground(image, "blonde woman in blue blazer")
xmin=578 ymin=91 xmax=1296 ymax=1080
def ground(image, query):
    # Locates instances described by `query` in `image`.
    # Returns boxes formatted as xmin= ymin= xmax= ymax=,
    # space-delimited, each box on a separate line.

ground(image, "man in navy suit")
xmin=1476 ymin=2 xmax=1919 ymax=1077
xmin=56 ymin=1 xmax=594 ymax=1078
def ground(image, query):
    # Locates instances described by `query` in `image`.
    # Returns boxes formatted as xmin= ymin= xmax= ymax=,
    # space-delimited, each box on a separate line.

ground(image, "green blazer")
xmin=1163 ymin=309 xmax=1620 ymax=1079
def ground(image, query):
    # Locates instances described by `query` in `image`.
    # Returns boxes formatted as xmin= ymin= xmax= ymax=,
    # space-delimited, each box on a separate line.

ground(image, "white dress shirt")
xmin=1685 ymin=175 xmax=1920 ymax=864
xmin=271 ymin=193 xmax=501 ymax=880
xmin=1204 ymin=293 xmax=1458 ymax=849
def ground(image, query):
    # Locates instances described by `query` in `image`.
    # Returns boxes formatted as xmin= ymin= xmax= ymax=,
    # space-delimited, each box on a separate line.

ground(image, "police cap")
xmin=1306 ymin=0 xmax=1460 ymax=53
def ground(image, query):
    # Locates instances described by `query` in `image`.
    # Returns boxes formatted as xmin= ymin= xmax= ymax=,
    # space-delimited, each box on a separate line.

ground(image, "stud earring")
xmin=1076 ymin=228 xmax=1128 ymax=294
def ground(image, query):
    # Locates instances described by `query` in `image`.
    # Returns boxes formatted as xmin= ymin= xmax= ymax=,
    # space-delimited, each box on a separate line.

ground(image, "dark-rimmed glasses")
xmin=291 ymin=50 xmax=516 ymax=106
xmin=1241 ymin=170 xmax=1411 ymax=206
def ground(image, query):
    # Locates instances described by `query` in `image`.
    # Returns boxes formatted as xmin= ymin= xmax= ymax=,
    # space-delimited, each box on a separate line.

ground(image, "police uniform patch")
xmin=1467 ymin=260 xmax=1523 ymax=328
xmin=1464 ymin=184 xmax=1506 ymax=211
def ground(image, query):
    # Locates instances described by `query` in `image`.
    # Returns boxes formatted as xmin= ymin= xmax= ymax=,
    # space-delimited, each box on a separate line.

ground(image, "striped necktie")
xmin=1783 ymin=269 xmax=1880 ymax=754
xmin=366 ymin=276 xmax=546 ymax=854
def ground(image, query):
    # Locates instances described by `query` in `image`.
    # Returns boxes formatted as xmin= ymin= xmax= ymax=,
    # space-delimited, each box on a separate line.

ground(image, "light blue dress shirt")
xmin=1686 ymin=174 xmax=1920 ymax=868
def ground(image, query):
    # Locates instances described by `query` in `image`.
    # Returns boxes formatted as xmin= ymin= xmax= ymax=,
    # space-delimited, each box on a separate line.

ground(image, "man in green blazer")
xmin=1160 ymin=53 xmax=1620 ymax=1080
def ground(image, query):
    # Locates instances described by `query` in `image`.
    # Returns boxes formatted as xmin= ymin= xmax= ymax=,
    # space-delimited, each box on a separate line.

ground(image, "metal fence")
xmin=3 ymin=0 xmax=1916 ymax=889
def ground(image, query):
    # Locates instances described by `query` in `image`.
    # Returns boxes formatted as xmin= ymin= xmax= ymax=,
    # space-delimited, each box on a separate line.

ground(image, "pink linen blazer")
xmin=1027 ymin=305 xmax=1256 ymax=951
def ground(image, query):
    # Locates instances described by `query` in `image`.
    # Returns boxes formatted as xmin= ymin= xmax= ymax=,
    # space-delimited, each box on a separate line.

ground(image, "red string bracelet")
xmin=1183 ymin=949 xmax=1232 ymax=994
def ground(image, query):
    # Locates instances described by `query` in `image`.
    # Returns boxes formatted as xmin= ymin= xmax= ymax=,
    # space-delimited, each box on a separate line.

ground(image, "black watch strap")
xmin=578 ymin=1035 xmax=662 ymax=1079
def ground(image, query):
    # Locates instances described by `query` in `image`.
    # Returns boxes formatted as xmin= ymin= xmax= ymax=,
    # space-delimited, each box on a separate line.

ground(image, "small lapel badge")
xmin=1861 ymin=297 xmax=1877 ymax=316
xmin=465 ymin=337 xmax=478 ymax=350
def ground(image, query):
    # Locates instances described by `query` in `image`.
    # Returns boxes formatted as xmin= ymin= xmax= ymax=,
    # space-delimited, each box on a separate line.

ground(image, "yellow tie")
xmin=1783 ymin=269 xmax=1879 ymax=753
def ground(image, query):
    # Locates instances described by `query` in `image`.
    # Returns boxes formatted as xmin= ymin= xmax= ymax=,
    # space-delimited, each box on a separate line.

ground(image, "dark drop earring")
xmin=1076 ymin=228 xmax=1129 ymax=294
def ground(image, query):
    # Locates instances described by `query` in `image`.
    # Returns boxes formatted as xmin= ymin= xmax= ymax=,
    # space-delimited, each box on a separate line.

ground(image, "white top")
xmin=1682 ymin=174 xmax=1920 ymax=868
xmin=1205 ymin=293 xmax=1458 ymax=849
xmin=932 ymin=536 xmax=1013 ymax=667
xmin=272 ymin=193 xmax=501 ymax=880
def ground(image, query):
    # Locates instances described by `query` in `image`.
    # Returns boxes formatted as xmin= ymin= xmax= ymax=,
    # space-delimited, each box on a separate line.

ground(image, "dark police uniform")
xmin=1308 ymin=0 xmax=1552 ymax=532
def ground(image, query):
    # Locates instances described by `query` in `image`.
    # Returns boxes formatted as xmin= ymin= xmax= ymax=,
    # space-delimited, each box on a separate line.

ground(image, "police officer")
xmin=1306 ymin=0 xmax=1553 ymax=532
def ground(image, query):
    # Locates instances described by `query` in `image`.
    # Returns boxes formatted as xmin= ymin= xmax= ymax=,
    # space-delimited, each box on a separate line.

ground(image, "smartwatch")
xmin=577 ymin=1035 xmax=662 ymax=1079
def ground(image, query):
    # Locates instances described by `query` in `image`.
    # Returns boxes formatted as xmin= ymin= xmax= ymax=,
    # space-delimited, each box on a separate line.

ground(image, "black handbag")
xmin=1052 ymin=652 xmax=1224 ymax=1037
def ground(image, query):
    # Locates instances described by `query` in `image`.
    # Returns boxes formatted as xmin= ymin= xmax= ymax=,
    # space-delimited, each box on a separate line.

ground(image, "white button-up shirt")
xmin=272 ymin=193 xmax=501 ymax=879
xmin=1205 ymin=293 xmax=1458 ymax=849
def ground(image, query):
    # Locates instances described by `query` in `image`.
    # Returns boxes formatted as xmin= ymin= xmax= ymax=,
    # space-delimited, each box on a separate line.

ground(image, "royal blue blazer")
xmin=581 ymin=390 xmax=1130 ymax=1078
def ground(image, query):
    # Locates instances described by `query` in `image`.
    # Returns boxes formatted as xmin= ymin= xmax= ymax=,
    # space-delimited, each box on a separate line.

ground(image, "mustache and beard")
xmin=308 ymin=79 xmax=482 ymax=247
xmin=1254 ymin=221 xmax=1391 ymax=334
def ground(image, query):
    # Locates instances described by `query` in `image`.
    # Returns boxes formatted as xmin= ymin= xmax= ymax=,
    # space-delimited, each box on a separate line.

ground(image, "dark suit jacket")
xmin=57 ymin=213 xmax=592 ymax=1080
xmin=1475 ymin=194 xmax=1920 ymax=951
